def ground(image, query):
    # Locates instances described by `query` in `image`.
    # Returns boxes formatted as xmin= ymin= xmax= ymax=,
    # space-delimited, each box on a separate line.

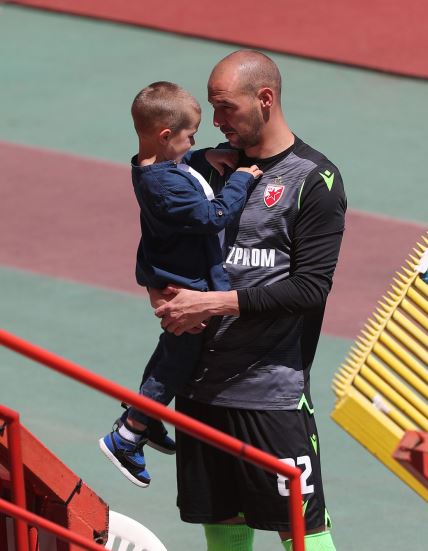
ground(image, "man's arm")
xmin=155 ymin=287 xmax=239 ymax=336
xmin=239 ymin=166 xmax=346 ymax=314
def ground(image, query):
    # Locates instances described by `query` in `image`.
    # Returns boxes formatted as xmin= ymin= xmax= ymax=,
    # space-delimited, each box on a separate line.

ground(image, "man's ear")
xmin=258 ymin=87 xmax=274 ymax=109
xmin=159 ymin=128 xmax=172 ymax=144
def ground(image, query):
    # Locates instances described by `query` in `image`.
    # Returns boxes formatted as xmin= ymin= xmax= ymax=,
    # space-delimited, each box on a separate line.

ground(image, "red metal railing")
xmin=0 ymin=497 xmax=105 ymax=551
xmin=0 ymin=328 xmax=305 ymax=550
xmin=0 ymin=405 xmax=28 ymax=551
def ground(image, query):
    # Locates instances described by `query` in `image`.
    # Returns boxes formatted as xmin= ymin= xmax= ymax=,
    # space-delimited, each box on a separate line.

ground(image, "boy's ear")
xmin=159 ymin=128 xmax=172 ymax=144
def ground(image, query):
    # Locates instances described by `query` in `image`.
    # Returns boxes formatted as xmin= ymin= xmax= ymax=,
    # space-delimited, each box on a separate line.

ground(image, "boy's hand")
xmin=205 ymin=149 xmax=239 ymax=176
xmin=237 ymin=164 xmax=263 ymax=179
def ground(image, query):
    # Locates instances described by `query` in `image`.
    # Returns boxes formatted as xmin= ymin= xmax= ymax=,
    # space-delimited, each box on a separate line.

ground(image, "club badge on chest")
xmin=264 ymin=176 xmax=285 ymax=208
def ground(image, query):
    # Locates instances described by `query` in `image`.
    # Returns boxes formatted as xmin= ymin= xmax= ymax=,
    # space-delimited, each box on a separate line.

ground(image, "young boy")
xmin=99 ymin=81 xmax=262 ymax=487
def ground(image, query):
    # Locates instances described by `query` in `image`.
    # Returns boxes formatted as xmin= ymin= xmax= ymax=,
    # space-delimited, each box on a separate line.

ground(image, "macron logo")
xmin=319 ymin=169 xmax=334 ymax=191
xmin=226 ymin=246 xmax=276 ymax=267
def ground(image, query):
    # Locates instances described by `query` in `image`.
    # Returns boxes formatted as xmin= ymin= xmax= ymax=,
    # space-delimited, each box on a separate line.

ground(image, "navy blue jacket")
xmin=131 ymin=152 xmax=254 ymax=291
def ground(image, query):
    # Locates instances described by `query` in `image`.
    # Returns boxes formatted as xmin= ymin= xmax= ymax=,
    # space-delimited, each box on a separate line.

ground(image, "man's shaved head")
xmin=209 ymin=50 xmax=282 ymax=98
xmin=208 ymin=50 xmax=289 ymax=154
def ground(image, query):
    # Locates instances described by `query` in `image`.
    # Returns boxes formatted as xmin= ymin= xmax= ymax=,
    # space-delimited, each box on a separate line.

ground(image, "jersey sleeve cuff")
xmin=237 ymin=288 xmax=250 ymax=314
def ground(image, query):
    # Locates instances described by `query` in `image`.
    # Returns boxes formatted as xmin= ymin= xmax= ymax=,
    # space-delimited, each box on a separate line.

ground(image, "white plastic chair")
xmin=106 ymin=510 xmax=168 ymax=551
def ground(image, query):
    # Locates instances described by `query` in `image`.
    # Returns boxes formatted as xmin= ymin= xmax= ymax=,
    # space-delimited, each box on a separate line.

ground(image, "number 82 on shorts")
xmin=277 ymin=455 xmax=314 ymax=497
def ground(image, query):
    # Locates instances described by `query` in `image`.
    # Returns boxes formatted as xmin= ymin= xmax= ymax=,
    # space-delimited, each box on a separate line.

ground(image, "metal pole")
xmin=0 ymin=405 xmax=29 ymax=551
xmin=289 ymin=476 xmax=306 ymax=551
xmin=0 ymin=498 xmax=104 ymax=551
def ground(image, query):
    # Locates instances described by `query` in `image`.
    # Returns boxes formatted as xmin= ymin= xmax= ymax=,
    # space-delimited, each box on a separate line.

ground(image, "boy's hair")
xmin=132 ymin=81 xmax=201 ymax=136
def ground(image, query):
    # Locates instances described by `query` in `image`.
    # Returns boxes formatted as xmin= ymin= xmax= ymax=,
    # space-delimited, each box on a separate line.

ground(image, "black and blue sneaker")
xmin=98 ymin=429 xmax=151 ymax=488
xmin=147 ymin=419 xmax=176 ymax=455
xmin=114 ymin=403 xmax=176 ymax=455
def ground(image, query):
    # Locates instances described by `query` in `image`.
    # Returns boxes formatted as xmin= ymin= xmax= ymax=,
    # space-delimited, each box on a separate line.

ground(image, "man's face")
xmin=208 ymin=72 xmax=264 ymax=151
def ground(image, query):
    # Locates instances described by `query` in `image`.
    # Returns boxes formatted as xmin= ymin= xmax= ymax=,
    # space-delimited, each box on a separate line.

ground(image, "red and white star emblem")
xmin=264 ymin=180 xmax=285 ymax=208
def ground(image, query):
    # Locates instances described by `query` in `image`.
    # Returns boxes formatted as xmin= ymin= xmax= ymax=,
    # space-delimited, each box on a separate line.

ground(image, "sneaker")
xmin=98 ymin=430 xmax=151 ymax=487
xmin=114 ymin=403 xmax=176 ymax=455
xmin=147 ymin=419 xmax=176 ymax=455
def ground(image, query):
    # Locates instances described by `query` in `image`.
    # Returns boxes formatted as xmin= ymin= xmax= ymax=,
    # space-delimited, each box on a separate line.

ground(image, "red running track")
xmin=2 ymin=141 xmax=426 ymax=340
xmin=8 ymin=0 xmax=428 ymax=79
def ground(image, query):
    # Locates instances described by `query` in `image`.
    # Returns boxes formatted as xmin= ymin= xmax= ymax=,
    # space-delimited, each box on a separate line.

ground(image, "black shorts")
xmin=175 ymin=396 xmax=327 ymax=531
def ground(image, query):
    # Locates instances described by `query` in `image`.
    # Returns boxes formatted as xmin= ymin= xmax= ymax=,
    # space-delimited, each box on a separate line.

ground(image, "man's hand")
xmin=154 ymin=287 xmax=210 ymax=336
xmin=149 ymin=286 xmax=206 ymax=334
xmin=148 ymin=287 xmax=173 ymax=309
xmin=205 ymin=149 xmax=239 ymax=176
xmin=155 ymin=287 xmax=239 ymax=336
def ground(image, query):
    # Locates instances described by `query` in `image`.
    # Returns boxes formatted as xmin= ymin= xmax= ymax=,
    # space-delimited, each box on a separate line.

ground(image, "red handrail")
xmin=0 ymin=498 xmax=105 ymax=551
xmin=0 ymin=406 xmax=29 ymax=551
xmin=0 ymin=328 xmax=305 ymax=550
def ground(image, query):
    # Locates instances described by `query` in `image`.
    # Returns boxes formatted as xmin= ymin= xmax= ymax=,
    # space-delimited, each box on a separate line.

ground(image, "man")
xmin=155 ymin=50 xmax=346 ymax=551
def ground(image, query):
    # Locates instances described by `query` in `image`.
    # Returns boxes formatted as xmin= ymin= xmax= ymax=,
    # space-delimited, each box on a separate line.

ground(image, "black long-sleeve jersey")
xmin=183 ymin=136 xmax=347 ymax=409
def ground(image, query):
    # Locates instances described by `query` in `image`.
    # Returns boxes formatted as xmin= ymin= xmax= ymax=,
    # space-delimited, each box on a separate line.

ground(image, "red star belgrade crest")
xmin=264 ymin=177 xmax=285 ymax=208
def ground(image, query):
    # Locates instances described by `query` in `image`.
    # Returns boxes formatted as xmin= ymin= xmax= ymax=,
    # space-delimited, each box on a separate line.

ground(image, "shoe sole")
xmin=98 ymin=438 xmax=150 ymax=488
xmin=146 ymin=440 xmax=176 ymax=455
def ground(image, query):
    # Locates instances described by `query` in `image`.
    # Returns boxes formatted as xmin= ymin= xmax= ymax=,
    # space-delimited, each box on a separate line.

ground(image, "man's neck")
xmin=244 ymin=123 xmax=294 ymax=159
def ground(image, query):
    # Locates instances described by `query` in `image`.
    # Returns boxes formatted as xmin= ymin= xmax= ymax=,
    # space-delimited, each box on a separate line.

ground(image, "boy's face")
xmin=165 ymin=111 xmax=200 ymax=162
